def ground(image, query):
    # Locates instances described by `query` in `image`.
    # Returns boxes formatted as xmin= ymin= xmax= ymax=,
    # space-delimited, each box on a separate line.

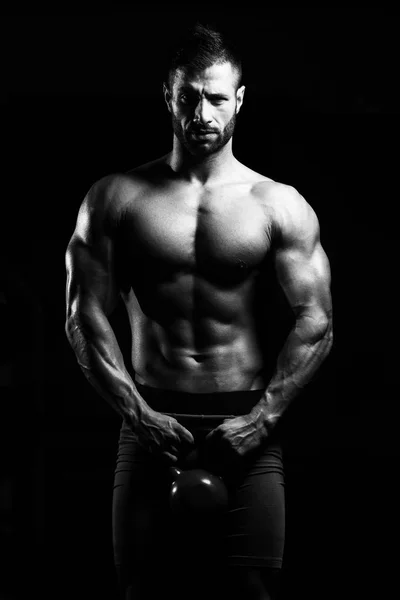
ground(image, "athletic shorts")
xmin=112 ymin=383 xmax=285 ymax=597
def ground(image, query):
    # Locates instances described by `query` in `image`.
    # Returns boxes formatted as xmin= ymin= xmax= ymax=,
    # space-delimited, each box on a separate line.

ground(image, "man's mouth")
xmin=189 ymin=129 xmax=218 ymax=137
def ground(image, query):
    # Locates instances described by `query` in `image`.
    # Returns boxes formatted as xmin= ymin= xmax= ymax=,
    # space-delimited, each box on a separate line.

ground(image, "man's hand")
xmin=203 ymin=407 xmax=270 ymax=473
xmin=133 ymin=408 xmax=195 ymax=465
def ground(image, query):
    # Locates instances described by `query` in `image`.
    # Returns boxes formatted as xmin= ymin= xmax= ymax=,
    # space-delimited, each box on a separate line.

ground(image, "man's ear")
xmin=236 ymin=85 xmax=246 ymax=114
xmin=163 ymin=83 xmax=172 ymax=113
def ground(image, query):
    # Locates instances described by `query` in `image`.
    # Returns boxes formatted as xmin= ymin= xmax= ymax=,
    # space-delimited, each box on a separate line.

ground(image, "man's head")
xmin=163 ymin=23 xmax=245 ymax=156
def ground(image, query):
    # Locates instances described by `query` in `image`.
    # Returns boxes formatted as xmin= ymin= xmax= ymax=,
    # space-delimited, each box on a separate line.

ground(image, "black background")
xmin=1 ymin=5 xmax=398 ymax=599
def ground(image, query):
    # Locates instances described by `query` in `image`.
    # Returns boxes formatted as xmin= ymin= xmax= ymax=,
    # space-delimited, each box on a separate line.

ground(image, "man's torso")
xmin=107 ymin=158 xmax=286 ymax=393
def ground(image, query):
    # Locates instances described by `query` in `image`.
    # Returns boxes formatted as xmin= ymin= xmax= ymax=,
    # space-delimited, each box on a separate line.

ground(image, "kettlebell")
xmin=169 ymin=465 xmax=229 ymax=516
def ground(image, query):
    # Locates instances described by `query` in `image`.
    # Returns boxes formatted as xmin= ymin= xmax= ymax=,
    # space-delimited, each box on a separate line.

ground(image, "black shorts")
xmin=112 ymin=384 xmax=285 ymax=596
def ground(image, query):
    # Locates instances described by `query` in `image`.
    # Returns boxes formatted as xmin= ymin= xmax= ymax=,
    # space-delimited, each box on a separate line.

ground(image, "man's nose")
xmin=193 ymin=99 xmax=212 ymax=124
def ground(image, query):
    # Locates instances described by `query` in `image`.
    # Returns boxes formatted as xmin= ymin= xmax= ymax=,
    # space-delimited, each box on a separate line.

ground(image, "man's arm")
xmin=206 ymin=186 xmax=333 ymax=461
xmin=65 ymin=175 xmax=194 ymax=462
xmin=65 ymin=176 xmax=140 ymax=420
xmin=257 ymin=187 xmax=333 ymax=428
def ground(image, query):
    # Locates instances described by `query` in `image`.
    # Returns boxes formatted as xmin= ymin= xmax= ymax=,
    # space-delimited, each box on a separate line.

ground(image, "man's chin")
xmin=184 ymin=139 xmax=220 ymax=156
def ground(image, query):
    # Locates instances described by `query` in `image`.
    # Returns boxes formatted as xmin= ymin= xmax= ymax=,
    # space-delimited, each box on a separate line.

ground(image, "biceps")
xmin=275 ymin=243 xmax=332 ymax=315
xmin=65 ymin=237 xmax=118 ymax=318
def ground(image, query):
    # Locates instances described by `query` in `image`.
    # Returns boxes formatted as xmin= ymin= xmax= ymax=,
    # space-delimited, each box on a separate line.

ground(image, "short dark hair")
xmin=165 ymin=22 xmax=243 ymax=89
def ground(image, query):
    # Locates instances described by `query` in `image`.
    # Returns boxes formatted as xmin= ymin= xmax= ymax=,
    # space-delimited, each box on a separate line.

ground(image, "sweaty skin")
xmin=65 ymin=62 xmax=333 ymax=466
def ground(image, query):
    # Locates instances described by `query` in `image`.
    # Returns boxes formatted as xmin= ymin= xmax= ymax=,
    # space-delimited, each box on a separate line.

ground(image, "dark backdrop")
xmin=1 ymin=6 xmax=397 ymax=600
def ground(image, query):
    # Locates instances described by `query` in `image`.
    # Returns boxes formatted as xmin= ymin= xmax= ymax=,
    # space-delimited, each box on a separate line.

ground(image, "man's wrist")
xmin=250 ymin=396 xmax=280 ymax=435
xmin=264 ymin=410 xmax=280 ymax=433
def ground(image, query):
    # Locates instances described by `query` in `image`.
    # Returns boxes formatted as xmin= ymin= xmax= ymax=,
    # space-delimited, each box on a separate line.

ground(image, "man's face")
xmin=164 ymin=61 xmax=245 ymax=156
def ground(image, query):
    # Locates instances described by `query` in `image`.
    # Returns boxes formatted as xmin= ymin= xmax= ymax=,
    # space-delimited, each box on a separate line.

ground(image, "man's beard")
xmin=171 ymin=112 xmax=237 ymax=156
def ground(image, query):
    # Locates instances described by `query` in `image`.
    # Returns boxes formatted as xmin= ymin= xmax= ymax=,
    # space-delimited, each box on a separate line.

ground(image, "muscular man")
xmin=65 ymin=23 xmax=332 ymax=600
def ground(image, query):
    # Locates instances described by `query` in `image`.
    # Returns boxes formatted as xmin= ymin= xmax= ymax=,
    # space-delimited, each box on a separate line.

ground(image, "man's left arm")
xmin=207 ymin=188 xmax=333 ymax=460
xmin=254 ymin=191 xmax=333 ymax=433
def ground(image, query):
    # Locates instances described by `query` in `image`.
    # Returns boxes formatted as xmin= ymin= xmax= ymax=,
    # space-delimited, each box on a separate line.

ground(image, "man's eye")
xmin=179 ymin=94 xmax=191 ymax=105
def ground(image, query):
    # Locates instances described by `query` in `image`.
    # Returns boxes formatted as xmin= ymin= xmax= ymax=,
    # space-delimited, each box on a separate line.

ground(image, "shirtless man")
xmin=65 ymin=23 xmax=333 ymax=600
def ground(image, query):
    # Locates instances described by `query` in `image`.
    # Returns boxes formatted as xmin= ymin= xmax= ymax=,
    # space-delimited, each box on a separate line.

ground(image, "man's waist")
xmin=134 ymin=380 xmax=265 ymax=417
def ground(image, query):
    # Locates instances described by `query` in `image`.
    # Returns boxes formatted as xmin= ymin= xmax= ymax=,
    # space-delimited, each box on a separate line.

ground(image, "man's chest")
xmin=119 ymin=188 xmax=273 ymax=278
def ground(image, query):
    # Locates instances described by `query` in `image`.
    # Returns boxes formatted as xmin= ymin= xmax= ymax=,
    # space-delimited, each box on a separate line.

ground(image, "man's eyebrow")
xmin=177 ymin=86 xmax=229 ymax=99
xmin=178 ymin=85 xmax=197 ymax=92
xmin=206 ymin=92 xmax=229 ymax=99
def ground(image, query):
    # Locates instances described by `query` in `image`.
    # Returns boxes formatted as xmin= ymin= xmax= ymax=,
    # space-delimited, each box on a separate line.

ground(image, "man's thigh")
xmin=226 ymin=566 xmax=282 ymax=600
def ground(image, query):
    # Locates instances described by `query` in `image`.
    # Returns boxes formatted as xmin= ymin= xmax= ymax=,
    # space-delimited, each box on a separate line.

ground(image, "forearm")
xmin=255 ymin=312 xmax=333 ymax=429
xmin=65 ymin=311 xmax=147 ymax=423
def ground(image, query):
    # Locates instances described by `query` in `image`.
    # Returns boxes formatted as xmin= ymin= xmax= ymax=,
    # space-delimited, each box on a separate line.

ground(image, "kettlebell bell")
xmin=169 ymin=465 xmax=229 ymax=516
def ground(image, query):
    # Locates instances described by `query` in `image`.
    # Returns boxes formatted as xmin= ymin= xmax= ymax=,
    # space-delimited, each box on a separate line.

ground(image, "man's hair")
xmin=165 ymin=22 xmax=243 ymax=89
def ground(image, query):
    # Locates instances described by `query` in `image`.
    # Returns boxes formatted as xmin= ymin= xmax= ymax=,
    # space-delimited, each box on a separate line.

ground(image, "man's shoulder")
xmin=251 ymin=179 xmax=318 ymax=239
xmin=87 ymin=170 xmax=145 ymax=203
xmin=86 ymin=156 xmax=168 ymax=209
xmin=252 ymin=179 xmax=301 ymax=207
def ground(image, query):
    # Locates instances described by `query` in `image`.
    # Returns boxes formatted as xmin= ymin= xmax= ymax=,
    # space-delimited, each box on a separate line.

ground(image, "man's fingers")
xmin=176 ymin=423 xmax=195 ymax=446
xmin=161 ymin=451 xmax=179 ymax=465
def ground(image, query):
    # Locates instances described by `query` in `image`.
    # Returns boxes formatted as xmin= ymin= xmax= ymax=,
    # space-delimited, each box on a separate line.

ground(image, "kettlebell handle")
xmin=169 ymin=448 xmax=200 ymax=482
xmin=169 ymin=466 xmax=183 ymax=482
xmin=170 ymin=464 xmax=225 ymax=484
xmin=168 ymin=449 xmax=224 ymax=483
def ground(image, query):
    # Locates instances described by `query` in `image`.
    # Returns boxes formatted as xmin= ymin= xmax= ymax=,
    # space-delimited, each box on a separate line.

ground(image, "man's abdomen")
xmin=130 ymin=316 xmax=266 ymax=393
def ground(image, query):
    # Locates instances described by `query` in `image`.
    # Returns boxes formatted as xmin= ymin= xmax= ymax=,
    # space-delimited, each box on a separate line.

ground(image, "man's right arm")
xmin=65 ymin=176 xmax=194 ymax=462
xmin=65 ymin=176 xmax=143 ymax=422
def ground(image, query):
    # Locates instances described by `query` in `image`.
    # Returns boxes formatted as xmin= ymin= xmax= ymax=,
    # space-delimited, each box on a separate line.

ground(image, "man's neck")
xmin=167 ymin=137 xmax=238 ymax=186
